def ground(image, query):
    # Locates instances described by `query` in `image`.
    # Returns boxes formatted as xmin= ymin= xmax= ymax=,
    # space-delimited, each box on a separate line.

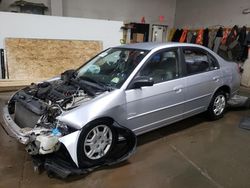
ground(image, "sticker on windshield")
xmin=111 ymin=77 xmax=120 ymax=84
xmin=99 ymin=52 xmax=108 ymax=57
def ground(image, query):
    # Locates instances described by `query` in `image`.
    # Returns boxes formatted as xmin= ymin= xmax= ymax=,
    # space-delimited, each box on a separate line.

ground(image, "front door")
xmin=125 ymin=48 xmax=185 ymax=134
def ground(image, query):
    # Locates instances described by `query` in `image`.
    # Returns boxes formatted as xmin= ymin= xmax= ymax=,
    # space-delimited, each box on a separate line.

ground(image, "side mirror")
xmin=131 ymin=76 xmax=154 ymax=89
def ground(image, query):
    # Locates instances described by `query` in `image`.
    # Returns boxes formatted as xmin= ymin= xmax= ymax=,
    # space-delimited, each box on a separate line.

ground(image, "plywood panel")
xmin=5 ymin=38 xmax=102 ymax=80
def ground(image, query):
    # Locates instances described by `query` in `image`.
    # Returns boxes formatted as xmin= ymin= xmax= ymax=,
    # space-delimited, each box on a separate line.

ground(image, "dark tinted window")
xmin=183 ymin=49 xmax=219 ymax=75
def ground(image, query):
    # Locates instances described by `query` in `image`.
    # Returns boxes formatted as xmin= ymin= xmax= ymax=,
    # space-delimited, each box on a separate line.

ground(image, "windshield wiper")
xmin=74 ymin=80 xmax=96 ymax=97
xmin=78 ymin=76 xmax=112 ymax=91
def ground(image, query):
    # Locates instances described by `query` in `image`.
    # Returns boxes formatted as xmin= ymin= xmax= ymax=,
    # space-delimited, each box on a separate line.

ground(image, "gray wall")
xmin=62 ymin=0 xmax=176 ymax=27
xmin=0 ymin=0 xmax=176 ymax=26
xmin=175 ymin=0 xmax=250 ymax=28
xmin=51 ymin=0 xmax=63 ymax=16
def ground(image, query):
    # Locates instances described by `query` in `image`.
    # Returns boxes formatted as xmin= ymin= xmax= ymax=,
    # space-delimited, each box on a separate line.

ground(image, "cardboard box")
xmin=133 ymin=33 xmax=144 ymax=43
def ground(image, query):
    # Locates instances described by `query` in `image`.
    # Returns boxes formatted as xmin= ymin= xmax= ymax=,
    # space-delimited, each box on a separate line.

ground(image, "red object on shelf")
xmin=159 ymin=16 xmax=165 ymax=22
xmin=141 ymin=16 xmax=145 ymax=24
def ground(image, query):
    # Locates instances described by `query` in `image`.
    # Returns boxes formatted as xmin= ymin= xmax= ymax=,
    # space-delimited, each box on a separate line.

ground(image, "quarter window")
xmin=183 ymin=49 xmax=219 ymax=75
xmin=139 ymin=50 xmax=179 ymax=84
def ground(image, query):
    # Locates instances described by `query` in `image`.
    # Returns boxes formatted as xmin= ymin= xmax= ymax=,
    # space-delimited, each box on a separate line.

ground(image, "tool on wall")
xmin=0 ymin=49 xmax=5 ymax=79
xmin=242 ymin=8 xmax=250 ymax=14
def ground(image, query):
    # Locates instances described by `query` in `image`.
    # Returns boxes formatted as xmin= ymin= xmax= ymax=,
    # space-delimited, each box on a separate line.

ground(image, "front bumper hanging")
xmin=32 ymin=123 xmax=137 ymax=179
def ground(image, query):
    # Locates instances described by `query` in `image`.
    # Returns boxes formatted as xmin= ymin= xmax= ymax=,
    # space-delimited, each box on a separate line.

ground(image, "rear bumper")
xmin=2 ymin=105 xmax=30 ymax=144
xmin=231 ymin=89 xmax=239 ymax=98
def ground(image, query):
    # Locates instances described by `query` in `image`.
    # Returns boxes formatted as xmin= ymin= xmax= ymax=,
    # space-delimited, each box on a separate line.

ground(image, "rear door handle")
xmin=213 ymin=76 xmax=220 ymax=82
xmin=173 ymin=86 xmax=183 ymax=93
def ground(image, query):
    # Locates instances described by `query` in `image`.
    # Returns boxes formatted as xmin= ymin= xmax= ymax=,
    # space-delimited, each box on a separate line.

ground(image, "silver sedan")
xmin=3 ymin=42 xmax=240 ymax=168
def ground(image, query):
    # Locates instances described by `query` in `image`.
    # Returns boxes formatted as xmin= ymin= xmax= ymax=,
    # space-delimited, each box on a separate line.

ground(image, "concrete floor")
xmin=1 ymin=90 xmax=250 ymax=188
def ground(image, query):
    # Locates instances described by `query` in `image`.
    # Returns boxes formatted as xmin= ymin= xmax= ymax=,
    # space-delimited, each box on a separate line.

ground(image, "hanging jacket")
xmin=179 ymin=29 xmax=188 ymax=42
xmin=216 ymin=27 xmax=224 ymax=37
xmin=226 ymin=25 xmax=239 ymax=47
xmin=238 ymin=26 xmax=247 ymax=45
xmin=221 ymin=28 xmax=230 ymax=45
xmin=190 ymin=32 xmax=197 ymax=43
xmin=213 ymin=27 xmax=223 ymax=53
xmin=196 ymin=29 xmax=204 ymax=45
xmin=208 ymin=29 xmax=217 ymax=49
xmin=186 ymin=31 xmax=193 ymax=43
xmin=167 ymin=28 xmax=176 ymax=42
xmin=177 ymin=29 xmax=184 ymax=42
xmin=172 ymin=29 xmax=183 ymax=42
xmin=246 ymin=31 xmax=250 ymax=45
xmin=203 ymin=28 xmax=209 ymax=47
xmin=237 ymin=26 xmax=248 ymax=61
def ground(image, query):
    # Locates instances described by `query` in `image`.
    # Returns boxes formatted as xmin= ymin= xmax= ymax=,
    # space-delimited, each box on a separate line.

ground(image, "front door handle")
xmin=173 ymin=86 xmax=182 ymax=93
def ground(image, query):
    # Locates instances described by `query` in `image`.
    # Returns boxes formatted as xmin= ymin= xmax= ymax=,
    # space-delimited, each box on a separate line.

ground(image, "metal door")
xmin=181 ymin=47 xmax=222 ymax=118
xmin=125 ymin=48 xmax=185 ymax=134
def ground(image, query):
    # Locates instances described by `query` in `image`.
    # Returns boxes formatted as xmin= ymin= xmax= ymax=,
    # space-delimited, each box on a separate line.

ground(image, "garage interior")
xmin=1 ymin=0 xmax=250 ymax=187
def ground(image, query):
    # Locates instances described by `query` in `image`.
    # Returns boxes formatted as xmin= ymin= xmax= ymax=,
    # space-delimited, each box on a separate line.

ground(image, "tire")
xmin=207 ymin=91 xmax=227 ymax=120
xmin=77 ymin=120 xmax=118 ymax=168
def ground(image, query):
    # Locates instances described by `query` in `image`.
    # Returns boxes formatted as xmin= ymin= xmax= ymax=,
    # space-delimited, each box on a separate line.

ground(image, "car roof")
xmin=116 ymin=42 xmax=206 ymax=51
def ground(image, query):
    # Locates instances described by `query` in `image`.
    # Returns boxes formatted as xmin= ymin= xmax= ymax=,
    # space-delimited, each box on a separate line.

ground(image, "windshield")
xmin=76 ymin=48 xmax=148 ymax=89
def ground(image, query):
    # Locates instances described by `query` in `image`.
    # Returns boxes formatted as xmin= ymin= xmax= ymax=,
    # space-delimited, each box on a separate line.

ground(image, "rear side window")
xmin=183 ymin=48 xmax=219 ymax=75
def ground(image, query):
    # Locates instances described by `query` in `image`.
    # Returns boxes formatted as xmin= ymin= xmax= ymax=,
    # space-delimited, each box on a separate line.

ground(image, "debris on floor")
xmin=239 ymin=117 xmax=250 ymax=130
xmin=228 ymin=95 xmax=250 ymax=108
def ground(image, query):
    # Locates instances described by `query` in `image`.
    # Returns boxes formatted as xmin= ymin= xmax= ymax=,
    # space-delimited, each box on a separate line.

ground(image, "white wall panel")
xmin=0 ymin=12 xmax=123 ymax=49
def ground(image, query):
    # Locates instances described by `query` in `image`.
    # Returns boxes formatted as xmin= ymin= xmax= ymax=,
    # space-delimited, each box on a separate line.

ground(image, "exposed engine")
xmin=8 ymin=70 xmax=106 ymax=155
xmin=21 ymin=70 xmax=94 ymax=111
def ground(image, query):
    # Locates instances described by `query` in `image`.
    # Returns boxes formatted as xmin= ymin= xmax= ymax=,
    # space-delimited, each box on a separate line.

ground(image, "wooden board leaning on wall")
xmin=4 ymin=38 xmax=103 ymax=82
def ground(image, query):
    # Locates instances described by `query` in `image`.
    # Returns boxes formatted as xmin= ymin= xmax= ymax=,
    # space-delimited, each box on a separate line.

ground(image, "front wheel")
xmin=77 ymin=120 xmax=117 ymax=168
xmin=207 ymin=91 xmax=227 ymax=120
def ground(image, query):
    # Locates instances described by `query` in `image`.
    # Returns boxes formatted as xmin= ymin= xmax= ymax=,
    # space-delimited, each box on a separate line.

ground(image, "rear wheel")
xmin=77 ymin=120 xmax=117 ymax=168
xmin=207 ymin=91 xmax=227 ymax=120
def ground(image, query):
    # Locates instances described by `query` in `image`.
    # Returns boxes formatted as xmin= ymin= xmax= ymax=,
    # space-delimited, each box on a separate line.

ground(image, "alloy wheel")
xmin=213 ymin=94 xmax=226 ymax=116
xmin=84 ymin=125 xmax=113 ymax=160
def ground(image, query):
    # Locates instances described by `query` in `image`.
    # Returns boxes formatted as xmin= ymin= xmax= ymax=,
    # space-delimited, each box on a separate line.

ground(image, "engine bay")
xmin=7 ymin=70 xmax=109 ymax=155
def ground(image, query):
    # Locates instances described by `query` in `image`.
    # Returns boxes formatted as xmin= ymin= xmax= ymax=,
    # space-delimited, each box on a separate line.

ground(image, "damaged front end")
xmin=4 ymin=70 xmax=95 ymax=155
xmin=2 ymin=70 xmax=137 ymax=177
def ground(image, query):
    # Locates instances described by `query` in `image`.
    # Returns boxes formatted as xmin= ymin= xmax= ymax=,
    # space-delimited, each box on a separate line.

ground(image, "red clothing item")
xmin=179 ymin=29 xmax=188 ymax=42
xmin=221 ymin=28 xmax=230 ymax=45
xmin=196 ymin=29 xmax=204 ymax=45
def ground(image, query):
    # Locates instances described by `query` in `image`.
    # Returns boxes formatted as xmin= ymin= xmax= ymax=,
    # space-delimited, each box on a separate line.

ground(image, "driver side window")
xmin=139 ymin=50 xmax=179 ymax=84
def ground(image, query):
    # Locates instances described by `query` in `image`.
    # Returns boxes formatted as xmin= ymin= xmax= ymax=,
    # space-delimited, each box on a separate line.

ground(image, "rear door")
xmin=181 ymin=47 xmax=222 ymax=118
xmin=125 ymin=48 xmax=186 ymax=134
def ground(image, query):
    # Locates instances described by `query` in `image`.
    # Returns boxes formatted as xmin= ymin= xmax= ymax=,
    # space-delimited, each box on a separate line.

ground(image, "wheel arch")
xmin=84 ymin=117 xmax=115 ymax=126
xmin=77 ymin=116 xmax=119 ymax=167
xmin=207 ymin=85 xmax=229 ymax=120
xmin=208 ymin=85 xmax=231 ymax=110
xmin=215 ymin=85 xmax=231 ymax=99
xmin=58 ymin=116 xmax=118 ymax=168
